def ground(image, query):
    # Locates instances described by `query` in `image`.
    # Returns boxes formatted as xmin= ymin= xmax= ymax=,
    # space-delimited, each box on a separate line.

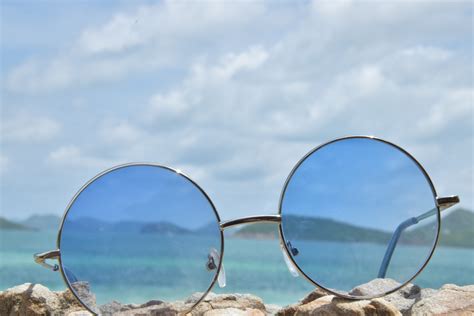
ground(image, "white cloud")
xmin=77 ymin=1 xmax=266 ymax=55
xmin=0 ymin=154 xmax=9 ymax=175
xmin=48 ymin=145 xmax=114 ymax=169
xmin=148 ymin=91 xmax=190 ymax=121
xmin=401 ymin=46 xmax=452 ymax=61
xmin=356 ymin=66 xmax=385 ymax=95
xmin=417 ymin=89 xmax=473 ymax=136
xmin=1 ymin=114 xmax=61 ymax=143
xmin=78 ymin=12 xmax=144 ymax=55
xmin=6 ymin=52 xmax=169 ymax=93
xmin=200 ymin=46 xmax=269 ymax=80
xmin=49 ymin=145 xmax=80 ymax=162
xmin=99 ymin=120 xmax=144 ymax=144
xmin=6 ymin=1 xmax=270 ymax=93
xmin=311 ymin=0 xmax=354 ymax=16
xmin=128 ymin=2 xmax=471 ymax=215
xmin=147 ymin=45 xmax=269 ymax=123
xmin=1 ymin=1 xmax=472 ymax=219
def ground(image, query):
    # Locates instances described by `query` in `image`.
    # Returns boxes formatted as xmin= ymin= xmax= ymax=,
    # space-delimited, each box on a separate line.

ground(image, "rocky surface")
xmin=1 ymin=280 xmax=473 ymax=315
xmin=0 ymin=285 xmax=268 ymax=316
xmin=410 ymin=284 xmax=474 ymax=315
xmin=277 ymin=279 xmax=474 ymax=316
xmin=0 ymin=283 xmax=85 ymax=316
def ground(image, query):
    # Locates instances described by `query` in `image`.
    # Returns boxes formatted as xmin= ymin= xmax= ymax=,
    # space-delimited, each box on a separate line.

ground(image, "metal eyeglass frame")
xmin=34 ymin=136 xmax=460 ymax=315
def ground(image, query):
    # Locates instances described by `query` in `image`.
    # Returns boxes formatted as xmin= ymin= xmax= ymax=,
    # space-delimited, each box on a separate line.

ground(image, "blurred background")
xmin=1 ymin=0 xmax=473 ymax=306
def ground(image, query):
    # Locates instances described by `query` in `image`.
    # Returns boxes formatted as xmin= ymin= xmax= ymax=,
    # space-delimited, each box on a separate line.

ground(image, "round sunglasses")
xmin=34 ymin=136 xmax=459 ymax=314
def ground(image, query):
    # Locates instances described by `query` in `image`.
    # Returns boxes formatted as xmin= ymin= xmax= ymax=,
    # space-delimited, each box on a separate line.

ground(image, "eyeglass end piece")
xmin=437 ymin=195 xmax=460 ymax=211
xmin=34 ymin=249 xmax=60 ymax=271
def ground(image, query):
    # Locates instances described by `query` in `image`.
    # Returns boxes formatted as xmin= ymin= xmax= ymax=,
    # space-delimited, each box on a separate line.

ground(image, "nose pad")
xmin=281 ymin=243 xmax=299 ymax=277
xmin=207 ymin=248 xmax=226 ymax=288
xmin=206 ymin=255 xmax=217 ymax=271
xmin=287 ymin=241 xmax=299 ymax=256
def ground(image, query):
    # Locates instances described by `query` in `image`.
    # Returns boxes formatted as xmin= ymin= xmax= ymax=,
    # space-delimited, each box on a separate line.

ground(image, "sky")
xmin=282 ymin=137 xmax=439 ymax=230
xmin=65 ymin=164 xmax=220 ymax=230
xmin=0 ymin=1 xmax=473 ymax=222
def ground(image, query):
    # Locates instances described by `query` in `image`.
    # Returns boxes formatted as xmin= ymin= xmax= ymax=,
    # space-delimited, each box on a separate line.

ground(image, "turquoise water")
xmin=1 ymin=230 xmax=473 ymax=306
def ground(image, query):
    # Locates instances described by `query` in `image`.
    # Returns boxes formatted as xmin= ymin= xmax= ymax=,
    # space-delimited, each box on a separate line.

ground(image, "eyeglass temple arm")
xmin=378 ymin=195 xmax=459 ymax=278
xmin=34 ymin=249 xmax=60 ymax=271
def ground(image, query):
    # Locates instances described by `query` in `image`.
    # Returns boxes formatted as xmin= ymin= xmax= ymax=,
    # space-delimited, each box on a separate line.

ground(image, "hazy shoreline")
xmin=2 ymin=208 xmax=473 ymax=248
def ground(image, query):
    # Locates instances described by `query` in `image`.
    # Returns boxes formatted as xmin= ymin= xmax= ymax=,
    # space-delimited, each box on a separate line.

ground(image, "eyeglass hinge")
xmin=436 ymin=195 xmax=460 ymax=211
xmin=34 ymin=249 xmax=60 ymax=271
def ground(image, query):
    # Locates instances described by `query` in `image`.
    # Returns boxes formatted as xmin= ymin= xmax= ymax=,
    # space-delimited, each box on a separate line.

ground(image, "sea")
xmin=0 ymin=230 xmax=473 ymax=306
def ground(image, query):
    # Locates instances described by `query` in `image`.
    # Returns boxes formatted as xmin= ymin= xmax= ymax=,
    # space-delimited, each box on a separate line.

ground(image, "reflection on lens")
xmin=280 ymin=137 xmax=438 ymax=297
xmin=59 ymin=165 xmax=222 ymax=313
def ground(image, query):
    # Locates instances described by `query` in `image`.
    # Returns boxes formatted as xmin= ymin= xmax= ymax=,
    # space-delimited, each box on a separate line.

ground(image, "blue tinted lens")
xmin=59 ymin=165 xmax=222 ymax=313
xmin=280 ymin=138 xmax=438 ymax=297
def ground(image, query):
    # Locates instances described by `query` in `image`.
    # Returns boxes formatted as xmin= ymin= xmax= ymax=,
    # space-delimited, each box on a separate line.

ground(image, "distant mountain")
xmin=109 ymin=220 xmax=146 ymax=233
xmin=234 ymin=209 xmax=474 ymax=249
xmin=141 ymin=222 xmax=192 ymax=235
xmin=402 ymin=208 xmax=474 ymax=248
xmin=64 ymin=217 xmax=147 ymax=233
xmin=194 ymin=221 xmax=221 ymax=235
xmin=0 ymin=217 xmax=35 ymax=231
xmin=233 ymin=223 xmax=277 ymax=239
xmin=64 ymin=216 xmax=109 ymax=232
xmin=440 ymin=208 xmax=474 ymax=248
xmin=285 ymin=215 xmax=391 ymax=243
xmin=235 ymin=216 xmax=391 ymax=243
xmin=5 ymin=209 xmax=471 ymax=247
xmin=20 ymin=214 xmax=61 ymax=231
xmin=60 ymin=216 xmax=200 ymax=236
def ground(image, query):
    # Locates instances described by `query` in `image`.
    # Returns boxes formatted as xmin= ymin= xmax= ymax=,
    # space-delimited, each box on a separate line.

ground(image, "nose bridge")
xmin=219 ymin=214 xmax=281 ymax=230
